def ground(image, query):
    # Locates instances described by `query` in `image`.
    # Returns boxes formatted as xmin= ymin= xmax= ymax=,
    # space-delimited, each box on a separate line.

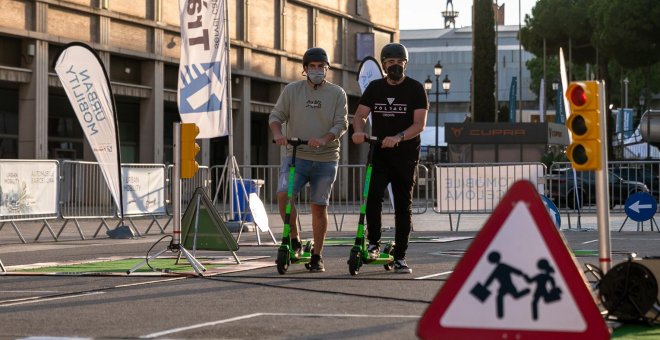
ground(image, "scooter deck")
xmin=361 ymin=255 xmax=394 ymax=265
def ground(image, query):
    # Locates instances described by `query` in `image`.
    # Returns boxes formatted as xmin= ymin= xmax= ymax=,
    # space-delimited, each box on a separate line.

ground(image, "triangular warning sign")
xmin=181 ymin=187 xmax=239 ymax=252
xmin=417 ymin=181 xmax=609 ymax=340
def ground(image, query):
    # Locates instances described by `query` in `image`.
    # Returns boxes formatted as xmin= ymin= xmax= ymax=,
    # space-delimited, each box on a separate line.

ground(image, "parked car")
xmin=545 ymin=168 xmax=649 ymax=209
xmin=610 ymin=164 xmax=659 ymax=200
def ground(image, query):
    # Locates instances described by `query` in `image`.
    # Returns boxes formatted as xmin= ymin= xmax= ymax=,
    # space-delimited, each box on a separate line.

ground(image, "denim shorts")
xmin=277 ymin=157 xmax=338 ymax=206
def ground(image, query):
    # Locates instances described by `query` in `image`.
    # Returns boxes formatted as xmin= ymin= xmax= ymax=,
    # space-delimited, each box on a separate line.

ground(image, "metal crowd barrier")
xmin=433 ymin=162 xmax=547 ymax=230
xmin=0 ymin=159 xmax=60 ymax=243
xmin=546 ymin=161 xmax=660 ymax=215
xmin=0 ymin=160 xmax=212 ymax=245
xmin=210 ymin=163 xmax=430 ymax=230
xmin=3 ymin=157 xmax=658 ymax=245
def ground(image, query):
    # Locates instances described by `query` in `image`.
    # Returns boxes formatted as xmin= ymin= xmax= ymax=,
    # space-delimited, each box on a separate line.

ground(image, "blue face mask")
xmin=307 ymin=69 xmax=326 ymax=85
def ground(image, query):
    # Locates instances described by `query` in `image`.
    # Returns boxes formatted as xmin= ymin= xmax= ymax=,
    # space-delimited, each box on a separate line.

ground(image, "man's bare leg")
xmin=310 ymin=204 xmax=328 ymax=255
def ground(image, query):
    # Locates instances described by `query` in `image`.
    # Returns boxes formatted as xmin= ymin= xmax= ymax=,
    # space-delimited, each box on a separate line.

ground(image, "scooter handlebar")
xmin=272 ymin=138 xmax=309 ymax=147
xmin=365 ymin=136 xmax=382 ymax=146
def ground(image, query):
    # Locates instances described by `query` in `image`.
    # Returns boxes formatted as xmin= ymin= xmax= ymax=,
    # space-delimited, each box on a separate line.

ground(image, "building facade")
xmin=0 ymin=0 xmax=398 ymax=166
xmin=401 ymin=25 xmax=537 ymax=126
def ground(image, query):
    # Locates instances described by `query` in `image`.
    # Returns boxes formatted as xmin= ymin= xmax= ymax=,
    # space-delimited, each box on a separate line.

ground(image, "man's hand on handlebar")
xmin=273 ymin=134 xmax=288 ymax=146
xmin=352 ymin=132 xmax=368 ymax=145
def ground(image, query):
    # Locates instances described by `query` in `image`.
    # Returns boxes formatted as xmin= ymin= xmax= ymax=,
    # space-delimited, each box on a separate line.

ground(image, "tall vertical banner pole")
xmin=223 ymin=0 xmax=236 ymax=217
xmin=173 ymin=122 xmax=182 ymax=246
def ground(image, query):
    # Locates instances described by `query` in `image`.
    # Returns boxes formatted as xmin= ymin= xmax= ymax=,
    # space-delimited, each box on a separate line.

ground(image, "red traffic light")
xmin=569 ymin=85 xmax=587 ymax=107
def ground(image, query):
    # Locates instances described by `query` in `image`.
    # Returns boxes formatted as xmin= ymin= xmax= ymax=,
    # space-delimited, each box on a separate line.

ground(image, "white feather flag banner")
xmin=54 ymin=43 xmax=124 ymax=217
xmin=178 ymin=0 xmax=230 ymax=138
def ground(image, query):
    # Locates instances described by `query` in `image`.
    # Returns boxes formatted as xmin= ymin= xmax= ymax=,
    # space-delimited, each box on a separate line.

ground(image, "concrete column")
xmin=18 ymin=2 xmax=48 ymax=159
xmin=18 ymin=39 xmax=48 ymax=159
xmin=139 ymin=60 xmax=164 ymax=163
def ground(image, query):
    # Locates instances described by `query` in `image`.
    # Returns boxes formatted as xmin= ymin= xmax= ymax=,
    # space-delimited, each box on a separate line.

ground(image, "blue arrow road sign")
xmin=624 ymin=192 xmax=657 ymax=222
xmin=541 ymin=195 xmax=561 ymax=229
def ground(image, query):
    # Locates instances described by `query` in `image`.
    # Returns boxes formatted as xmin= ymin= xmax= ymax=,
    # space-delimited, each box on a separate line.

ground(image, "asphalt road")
xmin=2 ymin=221 xmax=659 ymax=339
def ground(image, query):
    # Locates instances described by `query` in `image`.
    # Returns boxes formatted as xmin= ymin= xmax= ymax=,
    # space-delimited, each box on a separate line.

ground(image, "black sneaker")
xmin=291 ymin=238 xmax=302 ymax=258
xmin=367 ymin=243 xmax=380 ymax=259
xmin=309 ymin=254 xmax=325 ymax=272
xmin=393 ymin=259 xmax=412 ymax=274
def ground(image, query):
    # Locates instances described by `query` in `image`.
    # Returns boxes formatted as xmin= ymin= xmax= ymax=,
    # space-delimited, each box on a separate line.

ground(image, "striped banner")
xmin=178 ymin=0 xmax=230 ymax=138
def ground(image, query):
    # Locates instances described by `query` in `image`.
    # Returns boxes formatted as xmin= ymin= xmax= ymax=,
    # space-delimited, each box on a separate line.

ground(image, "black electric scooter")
xmin=275 ymin=138 xmax=314 ymax=274
xmin=347 ymin=136 xmax=395 ymax=275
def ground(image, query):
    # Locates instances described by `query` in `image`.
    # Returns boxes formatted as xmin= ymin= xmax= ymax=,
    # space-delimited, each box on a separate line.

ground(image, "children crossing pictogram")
xmin=417 ymin=180 xmax=609 ymax=340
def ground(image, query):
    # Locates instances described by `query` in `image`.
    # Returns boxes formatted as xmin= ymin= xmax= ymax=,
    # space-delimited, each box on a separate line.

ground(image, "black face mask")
xmin=386 ymin=64 xmax=404 ymax=81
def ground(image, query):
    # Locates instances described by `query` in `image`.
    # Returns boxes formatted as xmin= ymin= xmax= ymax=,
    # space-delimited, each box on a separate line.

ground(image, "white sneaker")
xmin=394 ymin=259 xmax=412 ymax=274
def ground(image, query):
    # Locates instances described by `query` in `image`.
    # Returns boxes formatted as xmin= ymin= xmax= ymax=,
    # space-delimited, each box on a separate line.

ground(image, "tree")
xmin=591 ymin=0 xmax=660 ymax=69
xmin=472 ymin=0 xmax=496 ymax=122
xmin=520 ymin=0 xmax=597 ymax=75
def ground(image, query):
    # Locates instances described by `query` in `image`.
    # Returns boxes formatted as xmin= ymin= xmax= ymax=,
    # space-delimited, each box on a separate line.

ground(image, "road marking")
xmin=0 ymin=290 xmax=60 ymax=293
xmin=415 ymin=271 xmax=453 ymax=280
xmin=581 ymin=239 xmax=598 ymax=244
xmin=141 ymin=312 xmax=419 ymax=338
xmin=0 ymin=292 xmax=104 ymax=307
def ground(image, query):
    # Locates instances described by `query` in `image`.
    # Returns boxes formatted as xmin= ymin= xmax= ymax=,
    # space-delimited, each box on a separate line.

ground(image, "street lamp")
xmin=424 ymin=75 xmax=433 ymax=93
xmin=433 ymin=61 xmax=443 ymax=162
xmin=423 ymin=75 xmax=433 ymax=162
xmin=443 ymin=74 xmax=451 ymax=94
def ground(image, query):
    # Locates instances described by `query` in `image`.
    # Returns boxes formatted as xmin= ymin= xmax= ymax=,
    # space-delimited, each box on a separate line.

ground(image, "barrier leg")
xmin=161 ymin=216 xmax=173 ymax=231
xmin=127 ymin=217 xmax=142 ymax=237
xmin=236 ymin=221 xmax=244 ymax=243
xmin=34 ymin=220 xmax=57 ymax=242
xmin=9 ymin=221 xmax=27 ymax=244
xmin=73 ymin=219 xmax=86 ymax=240
xmin=93 ymin=219 xmax=112 ymax=238
xmin=56 ymin=219 xmax=85 ymax=240
xmin=143 ymin=216 xmax=165 ymax=234
xmin=618 ymin=216 xmax=630 ymax=232
xmin=266 ymin=228 xmax=277 ymax=244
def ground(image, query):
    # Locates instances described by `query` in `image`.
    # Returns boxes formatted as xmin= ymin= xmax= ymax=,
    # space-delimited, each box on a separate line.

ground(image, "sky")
xmin=399 ymin=0 xmax=538 ymax=30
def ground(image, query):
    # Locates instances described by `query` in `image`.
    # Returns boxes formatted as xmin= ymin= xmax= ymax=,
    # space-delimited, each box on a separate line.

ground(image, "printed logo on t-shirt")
xmin=306 ymin=100 xmax=322 ymax=109
xmin=374 ymin=97 xmax=407 ymax=117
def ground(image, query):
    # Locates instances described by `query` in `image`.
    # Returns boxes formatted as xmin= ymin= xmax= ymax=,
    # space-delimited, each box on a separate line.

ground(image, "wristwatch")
xmin=397 ymin=132 xmax=405 ymax=142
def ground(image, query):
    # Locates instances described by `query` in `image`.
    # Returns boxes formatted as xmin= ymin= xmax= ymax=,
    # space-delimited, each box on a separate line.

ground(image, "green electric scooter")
xmin=275 ymin=138 xmax=314 ymax=274
xmin=347 ymin=136 xmax=395 ymax=276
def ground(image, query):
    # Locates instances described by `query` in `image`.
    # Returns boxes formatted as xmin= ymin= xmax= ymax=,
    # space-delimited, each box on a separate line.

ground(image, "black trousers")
xmin=365 ymin=155 xmax=418 ymax=259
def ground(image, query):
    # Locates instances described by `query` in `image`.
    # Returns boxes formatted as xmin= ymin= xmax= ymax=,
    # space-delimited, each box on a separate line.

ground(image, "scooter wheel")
xmin=383 ymin=243 xmax=395 ymax=271
xmin=276 ymin=248 xmax=290 ymax=274
xmin=348 ymin=248 xmax=361 ymax=276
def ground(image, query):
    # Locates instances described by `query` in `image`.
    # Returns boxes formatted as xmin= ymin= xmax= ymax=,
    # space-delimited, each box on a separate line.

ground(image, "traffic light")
xmin=565 ymin=81 xmax=602 ymax=171
xmin=180 ymin=123 xmax=200 ymax=179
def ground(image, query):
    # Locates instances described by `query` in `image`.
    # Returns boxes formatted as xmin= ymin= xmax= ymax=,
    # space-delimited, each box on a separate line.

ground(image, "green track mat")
xmin=612 ymin=324 xmax=660 ymax=339
xmin=17 ymin=258 xmax=227 ymax=273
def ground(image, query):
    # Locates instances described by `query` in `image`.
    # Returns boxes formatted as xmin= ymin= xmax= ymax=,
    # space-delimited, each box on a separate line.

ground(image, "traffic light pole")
xmin=126 ymin=122 xmax=206 ymax=276
xmin=595 ymin=81 xmax=612 ymax=274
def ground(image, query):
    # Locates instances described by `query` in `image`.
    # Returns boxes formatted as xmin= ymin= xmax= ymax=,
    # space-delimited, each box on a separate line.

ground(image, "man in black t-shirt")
xmin=351 ymin=43 xmax=429 ymax=274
